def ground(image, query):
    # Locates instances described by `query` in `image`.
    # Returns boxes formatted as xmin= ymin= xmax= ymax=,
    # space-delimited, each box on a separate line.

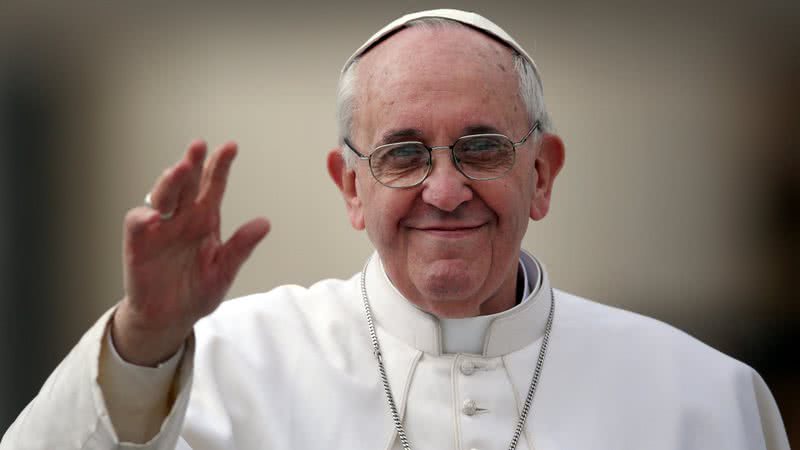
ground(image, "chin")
xmin=414 ymin=259 xmax=485 ymax=302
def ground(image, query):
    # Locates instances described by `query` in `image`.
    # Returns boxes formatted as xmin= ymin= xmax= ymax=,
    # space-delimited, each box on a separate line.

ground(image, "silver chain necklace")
xmin=359 ymin=259 xmax=555 ymax=450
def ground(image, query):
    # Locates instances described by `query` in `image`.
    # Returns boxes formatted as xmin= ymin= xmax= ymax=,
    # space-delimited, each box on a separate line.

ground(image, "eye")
xmin=385 ymin=143 xmax=426 ymax=159
xmin=371 ymin=143 xmax=428 ymax=176
xmin=456 ymin=136 xmax=509 ymax=162
xmin=455 ymin=135 xmax=515 ymax=176
xmin=373 ymin=143 xmax=427 ymax=167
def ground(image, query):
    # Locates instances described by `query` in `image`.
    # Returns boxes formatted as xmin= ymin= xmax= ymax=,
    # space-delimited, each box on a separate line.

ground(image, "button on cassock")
xmin=462 ymin=399 xmax=478 ymax=416
xmin=460 ymin=360 xmax=477 ymax=376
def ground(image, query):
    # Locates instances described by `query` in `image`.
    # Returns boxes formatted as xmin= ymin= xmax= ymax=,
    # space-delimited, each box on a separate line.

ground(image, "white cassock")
xmin=1 ymin=251 xmax=790 ymax=450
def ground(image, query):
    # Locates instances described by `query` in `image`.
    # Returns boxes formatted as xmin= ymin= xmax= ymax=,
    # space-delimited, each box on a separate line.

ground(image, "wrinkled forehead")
xmin=355 ymin=26 xmax=518 ymax=96
xmin=341 ymin=9 xmax=540 ymax=83
xmin=351 ymin=22 xmax=517 ymax=74
xmin=355 ymin=24 xmax=515 ymax=76
xmin=352 ymin=27 xmax=526 ymax=145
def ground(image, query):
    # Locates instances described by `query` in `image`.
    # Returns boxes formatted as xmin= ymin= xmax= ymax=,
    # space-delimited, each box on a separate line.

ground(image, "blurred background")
xmin=1 ymin=0 xmax=797 ymax=444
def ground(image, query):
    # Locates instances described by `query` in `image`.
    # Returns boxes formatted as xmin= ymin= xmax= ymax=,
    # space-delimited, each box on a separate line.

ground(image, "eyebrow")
xmin=462 ymin=124 xmax=502 ymax=135
xmin=374 ymin=123 xmax=505 ymax=147
xmin=376 ymin=128 xmax=425 ymax=146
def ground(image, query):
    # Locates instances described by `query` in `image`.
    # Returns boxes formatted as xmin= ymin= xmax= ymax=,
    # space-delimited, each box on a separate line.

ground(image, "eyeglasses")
xmin=344 ymin=121 xmax=540 ymax=188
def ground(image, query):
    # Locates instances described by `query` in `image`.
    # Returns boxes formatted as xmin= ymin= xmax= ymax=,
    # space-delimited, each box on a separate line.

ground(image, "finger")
xmin=124 ymin=206 xmax=162 ymax=236
xmin=177 ymin=140 xmax=208 ymax=211
xmin=149 ymin=141 xmax=207 ymax=216
xmin=216 ymin=217 xmax=271 ymax=282
xmin=149 ymin=163 xmax=190 ymax=217
xmin=123 ymin=207 xmax=163 ymax=264
xmin=197 ymin=142 xmax=238 ymax=209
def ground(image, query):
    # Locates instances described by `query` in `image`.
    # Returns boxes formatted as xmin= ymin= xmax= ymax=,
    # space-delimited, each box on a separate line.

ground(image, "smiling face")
xmin=329 ymin=25 xmax=564 ymax=317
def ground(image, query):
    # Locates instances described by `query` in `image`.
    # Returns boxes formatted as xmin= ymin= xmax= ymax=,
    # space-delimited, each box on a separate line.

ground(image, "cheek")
xmin=361 ymin=189 xmax=416 ymax=244
xmin=487 ymin=179 xmax=533 ymax=233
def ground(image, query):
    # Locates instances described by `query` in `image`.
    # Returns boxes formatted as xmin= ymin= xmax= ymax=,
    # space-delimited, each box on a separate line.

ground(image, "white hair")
xmin=337 ymin=17 xmax=553 ymax=167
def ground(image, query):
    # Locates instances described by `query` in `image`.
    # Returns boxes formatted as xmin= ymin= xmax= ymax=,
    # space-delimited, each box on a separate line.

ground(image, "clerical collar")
xmin=366 ymin=250 xmax=552 ymax=357
xmin=437 ymin=255 xmax=540 ymax=354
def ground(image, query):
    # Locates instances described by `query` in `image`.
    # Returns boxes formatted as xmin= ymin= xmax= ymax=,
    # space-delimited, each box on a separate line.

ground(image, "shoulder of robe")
xmin=544 ymin=291 xmax=789 ymax=448
xmin=181 ymin=273 xmax=390 ymax=448
xmin=192 ymin=273 xmax=366 ymax=359
xmin=552 ymin=289 xmax=753 ymax=376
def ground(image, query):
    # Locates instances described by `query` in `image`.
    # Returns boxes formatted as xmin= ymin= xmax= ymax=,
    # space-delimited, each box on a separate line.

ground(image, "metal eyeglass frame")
xmin=343 ymin=120 xmax=541 ymax=188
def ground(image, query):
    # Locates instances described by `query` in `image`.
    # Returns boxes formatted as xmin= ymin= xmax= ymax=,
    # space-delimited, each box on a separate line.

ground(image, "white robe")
xmin=1 ymin=252 xmax=790 ymax=450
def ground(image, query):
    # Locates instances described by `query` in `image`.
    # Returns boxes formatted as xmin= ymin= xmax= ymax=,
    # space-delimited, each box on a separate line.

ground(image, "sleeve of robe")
xmin=0 ymin=307 xmax=197 ymax=450
xmin=749 ymin=369 xmax=792 ymax=450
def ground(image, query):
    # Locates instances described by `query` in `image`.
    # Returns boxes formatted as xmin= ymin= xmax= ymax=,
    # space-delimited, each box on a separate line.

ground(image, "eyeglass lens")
xmin=370 ymin=135 xmax=516 ymax=187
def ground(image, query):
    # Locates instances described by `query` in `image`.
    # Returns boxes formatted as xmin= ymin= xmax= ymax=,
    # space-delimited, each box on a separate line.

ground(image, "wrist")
xmin=111 ymin=301 xmax=192 ymax=367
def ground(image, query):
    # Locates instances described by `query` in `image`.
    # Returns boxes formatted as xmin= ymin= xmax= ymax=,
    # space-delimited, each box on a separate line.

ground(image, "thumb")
xmin=217 ymin=217 xmax=271 ymax=281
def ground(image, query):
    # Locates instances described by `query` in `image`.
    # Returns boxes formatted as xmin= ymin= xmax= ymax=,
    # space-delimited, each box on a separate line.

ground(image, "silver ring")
xmin=144 ymin=193 xmax=174 ymax=220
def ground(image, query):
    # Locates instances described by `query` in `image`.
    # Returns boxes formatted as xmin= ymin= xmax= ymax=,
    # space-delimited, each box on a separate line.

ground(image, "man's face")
xmin=331 ymin=26 xmax=562 ymax=318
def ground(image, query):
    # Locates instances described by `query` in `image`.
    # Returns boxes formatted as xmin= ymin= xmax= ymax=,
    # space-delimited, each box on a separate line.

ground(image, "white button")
xmin=460 ymin=360 xmax=476 ymax=375
xmin=462 ymin=399 xmax=477 ymax=416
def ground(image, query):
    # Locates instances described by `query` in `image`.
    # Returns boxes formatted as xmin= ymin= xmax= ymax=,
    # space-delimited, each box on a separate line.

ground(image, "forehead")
xmin=353 ymin=26 xmax=524 ymax=143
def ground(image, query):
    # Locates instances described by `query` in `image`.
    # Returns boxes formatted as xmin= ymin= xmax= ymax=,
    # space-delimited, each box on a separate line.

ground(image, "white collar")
xmin=365 ymin=250 xmax=552 ymax=357
xmin=438 ymin=255 xmax=540 ymax=354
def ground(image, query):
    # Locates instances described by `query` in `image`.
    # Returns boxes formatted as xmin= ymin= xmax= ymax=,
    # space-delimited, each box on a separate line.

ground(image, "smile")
xmin=413 ymin=224 xmax=486 ymax=238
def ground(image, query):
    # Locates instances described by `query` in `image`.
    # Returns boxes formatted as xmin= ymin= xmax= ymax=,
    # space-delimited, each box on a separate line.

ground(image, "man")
xmin=1 ymin=9 xmax=790 ymax=450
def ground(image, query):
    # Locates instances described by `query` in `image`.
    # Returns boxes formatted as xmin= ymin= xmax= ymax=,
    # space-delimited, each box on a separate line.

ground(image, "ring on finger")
xmin=144 ymin=193 xmax=175 ymax=220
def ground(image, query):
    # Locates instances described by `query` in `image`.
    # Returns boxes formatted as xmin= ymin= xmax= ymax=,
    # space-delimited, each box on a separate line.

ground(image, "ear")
xmin=530 ymin=133 xmax=565 ymax=221
xmin=327 ymin=148 xmax=365 ymax=230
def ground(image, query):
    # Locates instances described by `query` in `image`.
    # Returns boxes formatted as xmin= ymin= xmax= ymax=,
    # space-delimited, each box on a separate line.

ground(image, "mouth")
xmin=413 ymin=223 xmax=486 ymax=238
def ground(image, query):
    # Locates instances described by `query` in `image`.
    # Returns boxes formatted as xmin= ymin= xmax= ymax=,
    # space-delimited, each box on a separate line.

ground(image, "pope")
xmin=1 ymin=9 xmax=790 ymax=450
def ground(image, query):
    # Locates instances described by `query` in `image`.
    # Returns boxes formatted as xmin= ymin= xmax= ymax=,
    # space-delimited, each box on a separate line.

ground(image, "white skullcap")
xmin=341 ymin=8 xmax=543 ymax=89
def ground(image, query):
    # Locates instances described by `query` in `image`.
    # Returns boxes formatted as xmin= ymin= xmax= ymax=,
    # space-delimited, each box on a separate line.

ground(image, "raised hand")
xmin=112 ymin=141 xmax=270 ymax=366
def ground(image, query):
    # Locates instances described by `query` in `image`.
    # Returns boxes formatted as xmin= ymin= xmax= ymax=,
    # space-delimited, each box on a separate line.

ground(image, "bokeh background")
xmin=1 ymin=0 xmax=797 ymax=444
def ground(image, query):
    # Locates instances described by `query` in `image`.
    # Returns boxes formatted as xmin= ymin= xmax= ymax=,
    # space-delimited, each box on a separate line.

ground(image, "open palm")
xmin=113 ymin=141 xmax=270 ymax=366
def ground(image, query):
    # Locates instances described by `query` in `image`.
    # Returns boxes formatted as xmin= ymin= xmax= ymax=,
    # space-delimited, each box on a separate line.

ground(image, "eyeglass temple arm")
xmin=514 ymin=120 xmax=541 ymax=147
xmin=343 ymin=138 xmax=370 ymax=159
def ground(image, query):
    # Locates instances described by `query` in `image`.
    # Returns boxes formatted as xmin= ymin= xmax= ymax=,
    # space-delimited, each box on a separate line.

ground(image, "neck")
xmin=440 ymin=257 xmax=524 ymax=319
xmin=438 ymin=260 xmax=532 ymax=354
xmin=414 ymin=272 xmax=520 ymax=318
xmin=366 ymin=250 xmax=550 ymax=357
xmin=381 ymin=256 xmax=524 ymax=318
xmin=473 ymin=278 xmax=519 ymax=316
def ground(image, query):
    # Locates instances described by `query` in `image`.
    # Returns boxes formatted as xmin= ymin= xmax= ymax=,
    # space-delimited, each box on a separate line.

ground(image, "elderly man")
xmin=1 ymin=9 xmax=790 ymax=450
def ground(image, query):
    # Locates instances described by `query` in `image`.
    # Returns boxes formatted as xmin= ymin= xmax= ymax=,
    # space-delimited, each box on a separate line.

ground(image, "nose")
xmin=420 ymin=149 xmax=473 ymax=212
